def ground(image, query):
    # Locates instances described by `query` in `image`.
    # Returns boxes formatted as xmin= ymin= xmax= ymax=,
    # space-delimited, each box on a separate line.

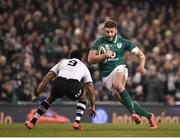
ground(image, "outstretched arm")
xmin=32 ymin=71 xmax=57 ymax=102
xmin=84 ymin=82 xmax=96 ymax=117
xmin=131 ymin=47 xmax=146 ymax=75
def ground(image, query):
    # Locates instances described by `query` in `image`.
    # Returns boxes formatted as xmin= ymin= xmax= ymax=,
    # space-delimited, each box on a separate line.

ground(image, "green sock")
xmin=133 ymin=102 xmax=152 ymax=118
xmin=120 ymin=90 xmax=135 ymax=114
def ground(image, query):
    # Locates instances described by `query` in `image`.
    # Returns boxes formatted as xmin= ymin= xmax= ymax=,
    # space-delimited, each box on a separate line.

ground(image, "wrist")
xmin=139 ymin=64 xmax=144 ymax=67
xmin=91 ymin=105 xmax=95 ymax=108
xmin=104 ymin=53 xmax=108 ymax=59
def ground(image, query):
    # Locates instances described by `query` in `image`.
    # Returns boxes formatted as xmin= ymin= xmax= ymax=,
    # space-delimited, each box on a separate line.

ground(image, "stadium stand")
xmin=0 ymin=0 xmax=179 ymax=105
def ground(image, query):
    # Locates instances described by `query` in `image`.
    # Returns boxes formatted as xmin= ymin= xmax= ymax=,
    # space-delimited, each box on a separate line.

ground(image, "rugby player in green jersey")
xmin=88 ymin=20 xmax=157 ymax=129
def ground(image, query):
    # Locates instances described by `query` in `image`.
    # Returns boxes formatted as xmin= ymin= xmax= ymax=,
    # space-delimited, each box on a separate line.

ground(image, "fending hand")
xmin=32 ymin=96 xmax=38 ymax=103
xmin=89 ymin=107 xmax=96 ymax=118
xmin=137 ymin=66 xmax=146 ymax=75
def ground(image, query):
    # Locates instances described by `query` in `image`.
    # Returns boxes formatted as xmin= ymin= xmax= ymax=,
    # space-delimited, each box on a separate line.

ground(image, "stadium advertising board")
xmin=0 ymin=103 xmax=180 ymax=124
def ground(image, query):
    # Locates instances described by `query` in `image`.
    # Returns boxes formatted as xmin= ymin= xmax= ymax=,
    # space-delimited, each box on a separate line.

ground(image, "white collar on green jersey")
xmin=111 ymin=35 xmax=117 ymax=43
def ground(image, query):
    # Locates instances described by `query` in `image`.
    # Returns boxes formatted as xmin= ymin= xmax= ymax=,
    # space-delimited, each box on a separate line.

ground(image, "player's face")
xmin=104 ymin=27 xmax=117 ymax=42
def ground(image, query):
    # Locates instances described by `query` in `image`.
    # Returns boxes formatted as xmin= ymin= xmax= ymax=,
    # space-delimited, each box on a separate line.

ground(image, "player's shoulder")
xmin=116 ymin=35 xmax=134 ymax=46
xmin=116 ymin=34 xmax=126 ymax=42
xmin=70 ymin=58 xmax=84 ymax=65
xmin=78 ymin=60 xmax=87 ymax=67
xmin=93 ymin=35 xmax=106 ymax=45
xmin=118 ymin=35 xmax=132 ymax=43
xmin=58 ymin=58 xmax=67 ymax=64
xmin=76 ymin=59 xmax=89 ymax=69
xmin=76 ymin=60 xmax=90 ymax=73
xmin=70 ymin=58 xmax=80 ymax=62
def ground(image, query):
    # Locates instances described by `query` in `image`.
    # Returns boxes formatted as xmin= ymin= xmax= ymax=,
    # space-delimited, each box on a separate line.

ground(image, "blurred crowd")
xmin=0 ymin=0 xmax=179 ymax=105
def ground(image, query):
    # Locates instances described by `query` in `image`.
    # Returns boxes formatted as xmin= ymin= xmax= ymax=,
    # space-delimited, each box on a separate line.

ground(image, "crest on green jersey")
xmin=117 ymin=43 xmax=122 ymax=48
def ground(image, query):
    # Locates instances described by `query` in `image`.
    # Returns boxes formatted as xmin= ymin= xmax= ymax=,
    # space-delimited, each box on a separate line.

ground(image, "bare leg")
xmin=72 ymin=92 xmax=87 ymax=130
xmin=112 ymin=72 xmax=135 ymax=114
xmin=30 ymin=95 xmax=56 ymax=124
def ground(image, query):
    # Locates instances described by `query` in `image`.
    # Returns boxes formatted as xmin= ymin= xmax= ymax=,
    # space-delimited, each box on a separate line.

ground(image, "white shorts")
xmin=102 ymin=65 xmax=128 ymax=95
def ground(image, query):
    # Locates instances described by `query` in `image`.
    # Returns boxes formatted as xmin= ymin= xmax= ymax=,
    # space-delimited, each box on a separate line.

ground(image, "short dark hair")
xmin=104 ymin=20 xmax=117 ymax=28
xmin=69 ymin=50 xmax=82 ymax=60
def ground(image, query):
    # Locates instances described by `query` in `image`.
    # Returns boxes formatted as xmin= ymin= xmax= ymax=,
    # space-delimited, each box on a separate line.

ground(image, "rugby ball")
xmin=98 ymin=45 xmax=108 ymax=63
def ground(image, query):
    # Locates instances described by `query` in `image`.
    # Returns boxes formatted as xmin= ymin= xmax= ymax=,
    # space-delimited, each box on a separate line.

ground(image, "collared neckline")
xmin=112 ymin=34 xmax=118 ymax=43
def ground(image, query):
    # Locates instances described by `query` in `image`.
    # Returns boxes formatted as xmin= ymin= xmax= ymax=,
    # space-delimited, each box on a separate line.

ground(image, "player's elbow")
xmin=87 ymin=57 xmax=95 ymax=64
xmin=140 ymin=52 xmax=145 ymax=60
xmin=88 ymin=51 xmax=98 ymax=64
xmin=137 ymin=50 xmax=145 ymax=59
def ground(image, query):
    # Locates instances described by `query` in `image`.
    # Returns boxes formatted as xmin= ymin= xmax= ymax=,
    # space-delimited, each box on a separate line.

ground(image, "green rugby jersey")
xmin=91 ymin=34 xmax=136 ymax=77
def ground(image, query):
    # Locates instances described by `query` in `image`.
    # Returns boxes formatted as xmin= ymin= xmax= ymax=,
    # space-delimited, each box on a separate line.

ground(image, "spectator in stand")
xmin=0 ymin=0 xmax=179 ymax=103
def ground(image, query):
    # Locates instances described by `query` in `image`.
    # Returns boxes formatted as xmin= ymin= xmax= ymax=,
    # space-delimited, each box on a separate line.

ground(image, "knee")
xmin=79 ymin=94 xmax=86 ymax=101
xmin=112 ymin=84 xmax=125 ymax=93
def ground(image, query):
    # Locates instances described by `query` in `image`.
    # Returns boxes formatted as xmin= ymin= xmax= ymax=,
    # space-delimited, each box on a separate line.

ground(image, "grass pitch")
xmin=0 ymin=123 xmax=180 ymax=137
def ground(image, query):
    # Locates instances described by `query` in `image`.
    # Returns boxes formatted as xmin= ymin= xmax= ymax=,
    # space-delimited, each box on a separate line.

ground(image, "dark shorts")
xmin=51 ymin=77 xmax=84 ymax=100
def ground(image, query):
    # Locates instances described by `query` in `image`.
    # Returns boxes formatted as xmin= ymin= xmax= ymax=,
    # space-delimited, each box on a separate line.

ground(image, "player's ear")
xmin=115 ymin=28 xmax=118 ymax=34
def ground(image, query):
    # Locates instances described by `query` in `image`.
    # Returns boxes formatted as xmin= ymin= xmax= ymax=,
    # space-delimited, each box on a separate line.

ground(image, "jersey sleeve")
xmin=50 ymin=62 xmax=60 ymax=75
xmin=83 ymin=66 xmax=93 ymax=83
xmin=91 ymin=38 xmax=101 ymax=50
xmin=124 ymin=39 xmax=136 ymax=51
